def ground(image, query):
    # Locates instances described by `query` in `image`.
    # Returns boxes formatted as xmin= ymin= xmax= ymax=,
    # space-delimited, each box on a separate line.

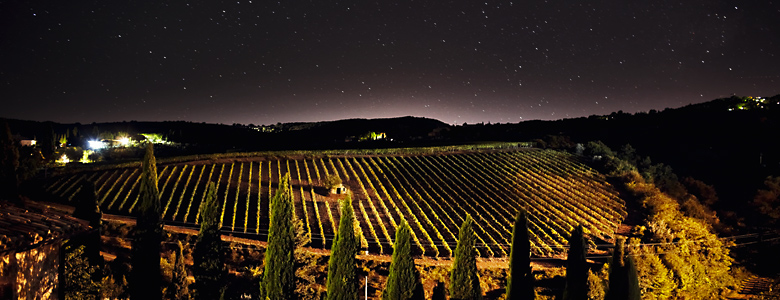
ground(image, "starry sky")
xmin=2 ymin=1 xmax=779 ymax=125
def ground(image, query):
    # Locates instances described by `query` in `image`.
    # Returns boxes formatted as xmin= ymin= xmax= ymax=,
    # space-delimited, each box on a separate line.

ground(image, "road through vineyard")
xmin=45 ymin=149 xmax=626 ymax=258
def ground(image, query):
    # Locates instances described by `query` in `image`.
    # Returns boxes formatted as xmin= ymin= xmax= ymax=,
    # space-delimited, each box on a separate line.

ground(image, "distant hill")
xmin=449 ymin=94 xmax=780 ymax=217
xmin=5 ymin=94 xmax=780 ymax=209
xmin=2 ymin=116 xmax=450 ymax=155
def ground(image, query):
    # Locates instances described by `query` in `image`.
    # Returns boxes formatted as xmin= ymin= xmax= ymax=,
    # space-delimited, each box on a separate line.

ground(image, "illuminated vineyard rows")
xmin=46 ymin=149 xmax=626 ymax=257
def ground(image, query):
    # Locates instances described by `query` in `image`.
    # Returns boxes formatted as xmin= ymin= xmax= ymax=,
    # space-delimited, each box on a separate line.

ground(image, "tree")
xmin=63 ymin=244 xmax=101 ymax=300
xmin=261 ymin=172 xmax=296 ymax=299
xmin=450 ymin=215 xmax=481 ymax=300
xmin=584 ymin=140 xmax=614 ymax=158
xmin=130 ymin=143 xmax=162 ymax=300
xmin=169 ymin=241 xmax=190 ymax=300
xmin=605 ymin=237 xmax=640 ymax=300
xmin=752 ymin=176 xmax=780 ymax=225
xmin=193 ymin=182 xmax=225 ymax=300
xmin=382 ymin=220 xmax=424 ymax=300
xmin=71 ymin=180 xmax=104 ymax=288
xmin=326 ymin=195 xmax=359 ymax=300
xmin=563 ymin=225 xmax=588 ymax=300
xmin=324 ymin=174 xmax=342 ymax=195
xmin=0 ymin=119 xmax=19 ymax=200
xmin=507 ymin=210 xmax=534 ymax=300
xmin=431 ymin=282 xmax=446 ymax=300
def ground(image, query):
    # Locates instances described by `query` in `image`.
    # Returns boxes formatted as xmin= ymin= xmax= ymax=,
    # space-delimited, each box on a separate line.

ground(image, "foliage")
xmin=130 ymin=143 xmax=163 ymax=299
xmin=0 ymin=119 xmax=20 ymax=200
xmin=295 ymin=251 xmax=328 ymax=300
xmin=605 ymin=237 xmax=640 ymax=300
xmin=682 ymin=177 xmax=718 ymax=206
xmin=617 ymin=144 xmax=638 ymax=165
xmin=450 ymin=215 xmax=482 ymax=300
xmin=584 ymin=141 xmax=614 ymax=158
xmin=327 ymin=195 xmax=360 ymax=300
xmin=642 ymin=163 xmax=686 ymax=199
xmin=586 ymin=268 xmax=607 ymax=300
xmin=751 ymin=176 xmax=780 ymax=225
xmin=294 ymin=211 xmax=312 ymax=248
xmin=261 ymin=172 xmax=297 ymax=299
xmin=563 ymin=225 xmax=588 ymax=300
xmin=101 ymin=270 xmax=127 ymax=300
xmin=63 ymin=244 xmax=101 ymax=300
xmin=623 ymin=171 xmax=734 ymax=299
xmin=382 ymin=220 xmax=424 ymax=300
xmin=626 ymin=239 xmax=676 ymax=299
xmin=193 ymin=182 xmax=225 ymax=300
xmin=169 ymin=241 xmax=190 ymax=300
xmin=324 ymin=173 xmax=342 ymax=191
xmin=507 ymin=209 xmax=534 ymax=300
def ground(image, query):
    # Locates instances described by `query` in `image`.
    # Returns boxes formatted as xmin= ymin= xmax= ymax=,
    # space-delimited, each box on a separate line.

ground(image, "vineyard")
xmin=44 ymin=149 xmax=626 ymax=258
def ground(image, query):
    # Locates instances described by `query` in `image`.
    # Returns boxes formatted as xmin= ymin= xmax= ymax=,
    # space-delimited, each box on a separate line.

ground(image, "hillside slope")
xmin=42 ymin=148 xmax=625 ymax=258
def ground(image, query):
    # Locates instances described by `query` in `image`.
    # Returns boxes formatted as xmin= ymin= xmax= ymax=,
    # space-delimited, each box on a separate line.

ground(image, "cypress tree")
xmin=261 ymin=172 xmax=296 ymax=299
xmin=605 ymin=237 xmax=640 ymax=300
xmin=382 ymin=220 xmax=424 ymax=300
xmin=431 ymin=281 xmax=446 ymax=300
xmin=563 ymin=225 xmax=588 ymax=300
xmin=73 ymin=180 xmax=102 ymax=229
xmin=71 ymin=180 xmax=104 ymax=291
xmin=450 ymin=215 xmax=481 ymax=300
xmin=193 ymin=182 xmax=225 ymax=300
xmin=169 ymin=240 xmax=190 ymax=300
xmin=507 ymin=209 xmax=535 ymax=300
xmin=626 ymin=255 xmax=641 ymax=300
xmin=130 ymin=143 xmax=162 ymax=300
xmin=326 ymin=195 xmax=359 ymax=300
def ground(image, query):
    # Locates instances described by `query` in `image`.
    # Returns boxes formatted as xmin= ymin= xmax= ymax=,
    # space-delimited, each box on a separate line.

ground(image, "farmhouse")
xmin=0 ymin=201 xmax=91 ymax=299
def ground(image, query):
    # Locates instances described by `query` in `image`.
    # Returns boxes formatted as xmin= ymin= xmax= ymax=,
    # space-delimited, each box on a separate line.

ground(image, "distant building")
xmin=330 ymin=183 xmax=348 ymax=195
xmin=12 ymin=134 xmax=37 ymax=147
xmin=20 ymin=139 xmax=37 ymax=147
xmin=0 ymin=201 xmax=91 ymax=299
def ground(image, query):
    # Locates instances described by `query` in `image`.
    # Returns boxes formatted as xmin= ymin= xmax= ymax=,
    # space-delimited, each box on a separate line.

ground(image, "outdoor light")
xmin=118 ymin=136 xmax=130 ymax=146
xmin=88 ymin=140 xmax=105 ymax=150
xmin=57 ymin=154 xmax=70 ymax=164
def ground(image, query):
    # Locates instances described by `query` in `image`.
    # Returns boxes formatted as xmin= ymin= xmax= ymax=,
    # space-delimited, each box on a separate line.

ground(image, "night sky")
xmin=2 ymin=1 xmax=779 ymax=125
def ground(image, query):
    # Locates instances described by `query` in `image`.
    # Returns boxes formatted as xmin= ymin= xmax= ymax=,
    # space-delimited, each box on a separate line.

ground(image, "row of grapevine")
xmin=44 ymin=149 xmax=625 ymax=258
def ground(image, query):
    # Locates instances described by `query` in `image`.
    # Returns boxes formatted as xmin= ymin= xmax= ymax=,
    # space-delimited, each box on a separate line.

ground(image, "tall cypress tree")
xmin=625 ymin=255 xmax=641 ymax=300
xmin=563 ymin=225 xmax=588 ymax=300
xmin=450 ymin=215 xmax=481 ymax=300
xmin=326 ymin=195 xmax=359 ymax=300
xmin=71 ymin=180 xmax=104 ymax=291
xmin=382 ymin=220 xmax=424 ymax=300
xmin=605 ymin=237 xmax=640 ymax=300
xmin=130 ymin=143 xmax=162 ymax=300
xmin=261 ymin=172 xmax=296 ymax=299
xmin=507 ymin=209 xmax=534 ymax=300
xmin=193 ymin=182 xmax=225 ymax=300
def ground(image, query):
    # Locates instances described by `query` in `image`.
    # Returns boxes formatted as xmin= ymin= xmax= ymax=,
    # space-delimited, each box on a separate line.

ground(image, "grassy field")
xmin=45 ymin=148 xmax=626 ymax=258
